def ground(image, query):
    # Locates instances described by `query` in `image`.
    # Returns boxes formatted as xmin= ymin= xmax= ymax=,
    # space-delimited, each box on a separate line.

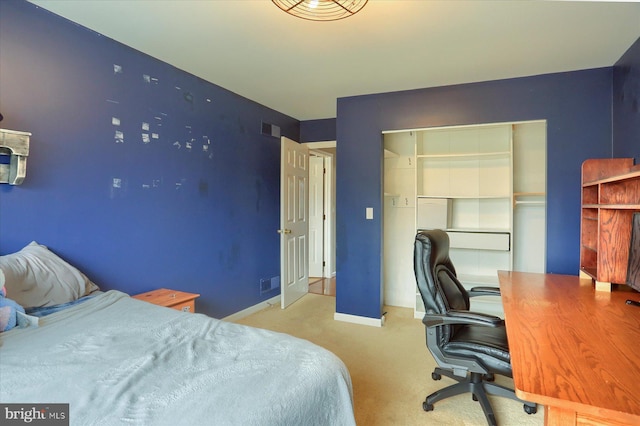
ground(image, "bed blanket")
xmin=0 ymin=291 xmax=355 ymax=426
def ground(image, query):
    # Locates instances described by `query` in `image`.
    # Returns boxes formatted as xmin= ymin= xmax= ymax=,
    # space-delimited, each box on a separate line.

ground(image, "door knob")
xmin=277 ymin=229 xmax=292 ymax=234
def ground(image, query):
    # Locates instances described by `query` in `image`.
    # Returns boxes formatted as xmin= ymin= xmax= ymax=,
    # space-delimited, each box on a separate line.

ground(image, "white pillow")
xmin=0 ymin=242 xmax=100 ymax=308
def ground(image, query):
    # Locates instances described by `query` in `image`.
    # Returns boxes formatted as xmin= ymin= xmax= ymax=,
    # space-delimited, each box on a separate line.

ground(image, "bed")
xmin=0 ymin=243 xmax=355 ymax=426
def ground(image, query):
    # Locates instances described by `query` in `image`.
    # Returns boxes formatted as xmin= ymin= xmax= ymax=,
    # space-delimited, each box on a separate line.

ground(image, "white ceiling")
xmin=29 ymin=1 xmax=640 ymax=120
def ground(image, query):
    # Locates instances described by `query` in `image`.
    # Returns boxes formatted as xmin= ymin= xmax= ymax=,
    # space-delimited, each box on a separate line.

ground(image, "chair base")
xmin=423 ymin=370 xmax=537 ymax=426
xmin=431 ymin=366 xmax=495 ymax=383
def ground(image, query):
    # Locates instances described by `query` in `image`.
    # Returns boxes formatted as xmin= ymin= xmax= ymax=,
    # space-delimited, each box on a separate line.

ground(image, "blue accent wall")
xmin=300 ymin=118 xmax=337 ymax=142
xmin=0 ymin=0 xmax=299 ymax=318
xmin=613 ymin=36 xmax=640 ymax=162
xmin=336 ymin=70 xmax=613 ymax=319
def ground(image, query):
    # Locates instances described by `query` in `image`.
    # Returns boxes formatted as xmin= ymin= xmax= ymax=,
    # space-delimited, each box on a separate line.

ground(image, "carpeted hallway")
xmin=234 ymin=293 xmax=544 ymax=426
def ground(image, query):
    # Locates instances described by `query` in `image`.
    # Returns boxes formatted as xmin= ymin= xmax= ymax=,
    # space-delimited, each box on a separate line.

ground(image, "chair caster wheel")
xmin=431 ymin=372 xmax=441 ymax=380
xmin=524 ymin=404 xmax=537 ymax=415
xmin=484 ymin=373 xmax=495 ymax=382
xmin=423 ymin=402 xmax=434 ymax=412
xmin=472 ymin=394 xmax=478 ymax=401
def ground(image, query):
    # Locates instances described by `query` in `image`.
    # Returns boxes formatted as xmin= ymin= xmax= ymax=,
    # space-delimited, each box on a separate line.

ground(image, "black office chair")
xmin=414 ymin=230 xmax=536 ymax=426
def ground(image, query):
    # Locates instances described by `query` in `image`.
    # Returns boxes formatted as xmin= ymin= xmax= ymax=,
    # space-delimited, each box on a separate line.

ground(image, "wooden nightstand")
xmin=132 ymin=288 xmax=200 ymax=313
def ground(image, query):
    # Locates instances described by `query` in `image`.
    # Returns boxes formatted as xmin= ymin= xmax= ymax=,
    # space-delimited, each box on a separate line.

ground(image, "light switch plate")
xmin=366 ymin=207 xmax=373 ymax=220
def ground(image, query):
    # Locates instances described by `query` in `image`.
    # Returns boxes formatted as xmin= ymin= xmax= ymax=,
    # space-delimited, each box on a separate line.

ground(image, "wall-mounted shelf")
xmin=0 ymin=128 xmax=31 ymax=185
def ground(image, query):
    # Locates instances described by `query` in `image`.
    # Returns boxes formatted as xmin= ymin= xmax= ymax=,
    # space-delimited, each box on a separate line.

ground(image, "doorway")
xmin=305 ymin=141 xmax=336 ymax=296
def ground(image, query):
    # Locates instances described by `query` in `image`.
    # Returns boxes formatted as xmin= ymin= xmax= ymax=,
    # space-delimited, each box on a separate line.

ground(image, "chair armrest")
xmin=422 ymin=310 xmax=504 ymax=328
xmin=468 ymin=286 xmax=501 ymax=297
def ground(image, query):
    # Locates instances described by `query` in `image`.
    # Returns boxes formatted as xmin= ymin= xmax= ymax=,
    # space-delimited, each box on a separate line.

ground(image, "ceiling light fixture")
xmin=272 ymin=0 xmax=368 ymax=21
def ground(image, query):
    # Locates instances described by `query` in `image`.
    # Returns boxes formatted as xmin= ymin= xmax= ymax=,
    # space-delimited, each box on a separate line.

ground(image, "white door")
xmin=280 ymin=137 xmax=309 ymax=308
xmin=309 ymin=155 xmax=324 ymax=277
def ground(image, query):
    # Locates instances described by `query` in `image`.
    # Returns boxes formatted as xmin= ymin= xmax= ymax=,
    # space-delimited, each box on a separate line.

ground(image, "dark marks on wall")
xmin=198 ymin=179 xmax=209 ymax=197
xmin=255 ymin=179 xmax=262 ymax=212
xmin=106 ymin=62 xmax=217 ymax=196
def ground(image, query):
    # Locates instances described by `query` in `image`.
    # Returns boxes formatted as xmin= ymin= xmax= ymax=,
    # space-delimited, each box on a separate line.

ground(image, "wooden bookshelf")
xmin=580 ymin=158 xmax=640 ymax=291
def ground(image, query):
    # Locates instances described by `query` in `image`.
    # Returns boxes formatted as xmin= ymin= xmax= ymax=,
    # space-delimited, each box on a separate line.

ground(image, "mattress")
xmin=0 ymin=290 xmax=355 ymax=425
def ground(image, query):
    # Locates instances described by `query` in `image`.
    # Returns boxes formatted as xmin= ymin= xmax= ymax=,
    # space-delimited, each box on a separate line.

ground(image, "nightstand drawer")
xmin=132 ymin=288 xmax=200 ymax=313
xmin=171 ymin=300 xmax=195 ymax=313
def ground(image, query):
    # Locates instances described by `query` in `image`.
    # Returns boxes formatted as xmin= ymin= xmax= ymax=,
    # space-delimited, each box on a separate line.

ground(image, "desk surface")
xmin=498 ymin=271 xmax=640 ymax=424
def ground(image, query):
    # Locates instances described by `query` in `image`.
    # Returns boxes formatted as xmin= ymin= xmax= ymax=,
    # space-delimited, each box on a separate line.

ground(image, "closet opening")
xmin=382 ymin=120 xmax=547 ymax=318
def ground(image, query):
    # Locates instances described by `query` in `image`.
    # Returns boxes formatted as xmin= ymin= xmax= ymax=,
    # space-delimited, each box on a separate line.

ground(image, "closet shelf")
xmin=446 ymin=227 xmax=510 ymax=233
xmin=457 ymin=273 xmax=500 ymax=286
xmin=417 ymin=151 xmax=510 ymax=159
xmin=509 ymin=192 xmax=545 ymax=207
xmin=418 ymin=194 xmax=511 ymax=199
xmin=514 ymin=192 xmax=545 ymax=197
xmin=514 ymin=200 xmax=546 ymax=206
xmin=384 ymin=148 xmax=398 ymax=158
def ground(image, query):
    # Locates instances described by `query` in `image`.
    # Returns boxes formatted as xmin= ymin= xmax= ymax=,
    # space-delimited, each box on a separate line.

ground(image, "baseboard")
xmin=224 ymin=295 xmax=385 ymax=327
xmin=334 ymin=311 xmax=384 ymax=327
xmin=222 ymin=295 xmax=280 ymax=322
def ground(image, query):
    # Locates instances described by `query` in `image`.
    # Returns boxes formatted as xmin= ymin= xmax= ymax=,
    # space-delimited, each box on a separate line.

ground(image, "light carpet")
xmin=234 ymin=293 xmax=544 ymax=426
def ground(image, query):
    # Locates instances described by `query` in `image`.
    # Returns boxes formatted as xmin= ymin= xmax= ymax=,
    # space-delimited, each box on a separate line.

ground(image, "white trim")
xmin=334 ymin=312 xmax=385 ymax=327
xmin=382 ymin=119 xmax=546 ymax=135
xmin=222 ymin=295 xmax=280 ymax=322
xmin=324 ymin=155 xmax=335 ymax=277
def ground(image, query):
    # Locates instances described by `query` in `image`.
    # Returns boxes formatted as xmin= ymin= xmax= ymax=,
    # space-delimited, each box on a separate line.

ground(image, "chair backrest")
xmin=414 ymin=230 xmax=470 ymax=343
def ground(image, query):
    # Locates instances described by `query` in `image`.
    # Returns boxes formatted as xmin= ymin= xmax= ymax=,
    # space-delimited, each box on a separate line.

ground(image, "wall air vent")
xmin=261 ymin=122 xmax=281 ymax=138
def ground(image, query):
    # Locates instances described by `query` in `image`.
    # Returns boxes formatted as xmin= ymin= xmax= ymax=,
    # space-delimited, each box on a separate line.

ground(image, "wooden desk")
xmin=498 ymin=271 xmax=640 ymax=426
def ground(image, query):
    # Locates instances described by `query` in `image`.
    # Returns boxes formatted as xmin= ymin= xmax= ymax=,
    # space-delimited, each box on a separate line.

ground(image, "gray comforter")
xmin=0 ymin=291 xmax=355 ymax=425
